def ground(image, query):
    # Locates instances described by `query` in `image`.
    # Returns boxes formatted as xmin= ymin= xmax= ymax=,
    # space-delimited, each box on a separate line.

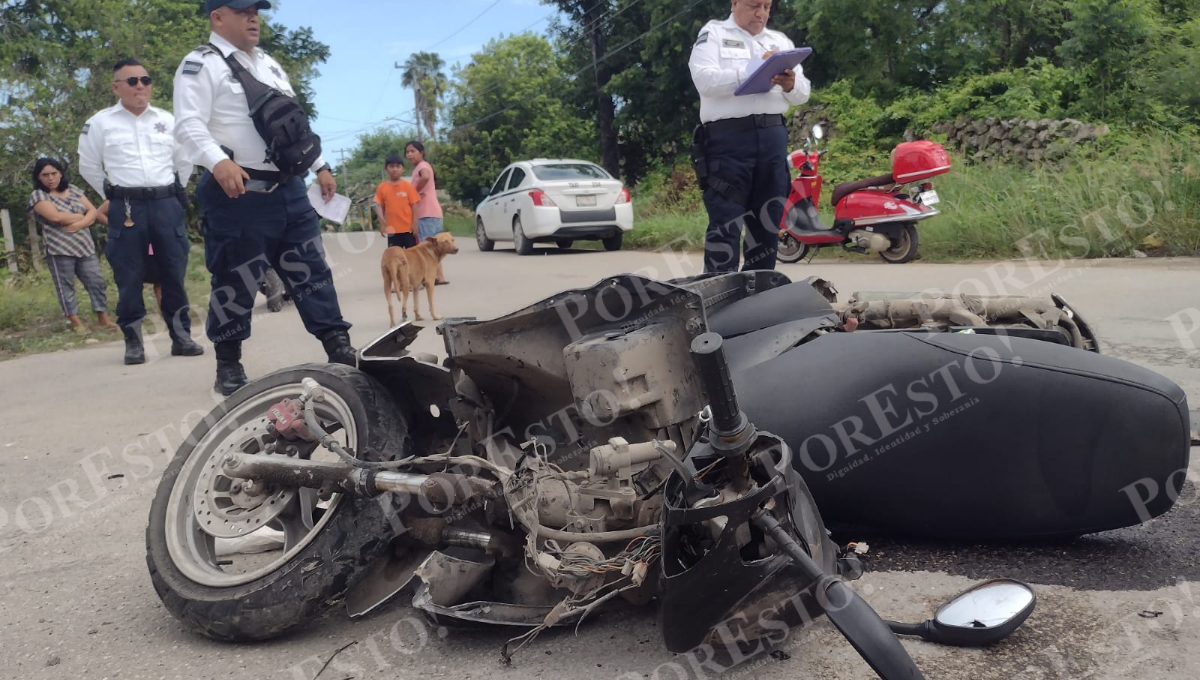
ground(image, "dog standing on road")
xmin=381 ymin=232 xmax=459 ymax=325
xmin=381 ymin=246 xmax=412 ymax=327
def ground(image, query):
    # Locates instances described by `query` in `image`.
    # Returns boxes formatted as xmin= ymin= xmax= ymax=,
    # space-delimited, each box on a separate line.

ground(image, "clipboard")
xmin=734 ymin=47 xmax=812 ymax=96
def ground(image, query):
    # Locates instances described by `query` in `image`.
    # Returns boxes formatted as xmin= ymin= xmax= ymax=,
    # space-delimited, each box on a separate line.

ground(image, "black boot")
xmin=171 ymin=335 xmax=205 ymax=357
xmin=122 ymin=326 xmax=145 ymax=365
xmin=214 ymin=341 xmax=248 ymax=396
xmin=320 ymin=329 xmax=358 ymax=367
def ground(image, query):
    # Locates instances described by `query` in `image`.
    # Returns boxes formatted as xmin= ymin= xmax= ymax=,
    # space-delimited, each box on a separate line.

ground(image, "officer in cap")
xmin=688 ymin=0 xmax=811 ymax=273
xmin=174 ymin=0 xmax=355 ymax=396
xmin=79 ymin=57 xmax=204 ymax=364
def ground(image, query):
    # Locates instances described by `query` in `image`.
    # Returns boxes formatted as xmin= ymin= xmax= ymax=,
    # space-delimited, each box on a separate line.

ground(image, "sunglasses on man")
xmin=115 ymin=76 xmax=153 ymax=87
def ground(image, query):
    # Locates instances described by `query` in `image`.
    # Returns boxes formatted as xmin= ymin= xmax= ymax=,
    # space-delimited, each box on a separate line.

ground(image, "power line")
xmin=427 ymin=0 xmax=505 ymax=51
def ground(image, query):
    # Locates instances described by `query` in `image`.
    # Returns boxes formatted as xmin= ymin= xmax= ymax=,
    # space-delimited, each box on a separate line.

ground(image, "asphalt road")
xmin=2 ymin=233 xmax=1199 ymax=680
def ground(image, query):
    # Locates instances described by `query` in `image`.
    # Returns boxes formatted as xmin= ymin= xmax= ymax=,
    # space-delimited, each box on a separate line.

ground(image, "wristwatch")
xmin=315 ymin=163 xmax=332 ymax=175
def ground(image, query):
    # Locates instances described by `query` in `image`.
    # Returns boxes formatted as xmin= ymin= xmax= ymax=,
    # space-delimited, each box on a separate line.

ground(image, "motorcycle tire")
xmin=879 ymin=223 xmax=919 ymax=264
xmin=145 ymin=363 xmax=413 ymax=642
xmin=776 ymin=232 xmax=810 ymax=263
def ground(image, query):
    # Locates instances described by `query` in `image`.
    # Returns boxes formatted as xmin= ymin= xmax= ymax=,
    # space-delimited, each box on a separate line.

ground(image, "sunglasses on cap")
xmin=115 ymin=76 xmax=153 ymax=87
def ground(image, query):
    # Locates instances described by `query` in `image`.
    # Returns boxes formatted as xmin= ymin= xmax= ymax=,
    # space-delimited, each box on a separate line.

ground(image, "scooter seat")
xmin=831 ymin=172 xmax=895 ymax=206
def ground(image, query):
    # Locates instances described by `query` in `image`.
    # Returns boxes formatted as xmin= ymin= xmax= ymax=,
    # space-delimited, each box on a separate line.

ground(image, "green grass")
xmin=622 ymin=135 xmax=1200 ymax=262
xmin=444 ymin=213 xmax=475 ymax=238
xmin=0 ymin=246 xmax=211 ymax=361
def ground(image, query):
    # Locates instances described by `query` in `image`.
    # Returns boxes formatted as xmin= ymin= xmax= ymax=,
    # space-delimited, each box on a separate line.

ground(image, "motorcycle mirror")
xmin=812 ymin=124 xmax=824 ymax=140
xmin=888 ymin=579 xmax=1036 ymax=647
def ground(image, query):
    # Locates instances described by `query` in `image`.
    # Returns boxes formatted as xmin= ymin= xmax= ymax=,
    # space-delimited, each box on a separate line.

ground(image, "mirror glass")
xmin=936 ymin=581 xmax=1034 ymax=629
xmin=812 ymin=124 xmax=824 ymax=140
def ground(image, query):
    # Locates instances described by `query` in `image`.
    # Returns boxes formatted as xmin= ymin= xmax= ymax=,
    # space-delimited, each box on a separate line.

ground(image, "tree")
xmin=1058 ymin=0 xmax=1157 ymax=123
xmin=546 ymin=0 xmax=620 ymax=178
xmin=439 ymin=34 xmax=597 ymax=205
xmin=400 ymin=51 xmax=448 ymax=140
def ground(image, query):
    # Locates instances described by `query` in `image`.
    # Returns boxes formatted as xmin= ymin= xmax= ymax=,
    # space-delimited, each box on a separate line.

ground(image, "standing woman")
xmin=405 ymin=140 xmax=448 ymax=285
xmin=27 ymin=158 xmax=116 ymax=334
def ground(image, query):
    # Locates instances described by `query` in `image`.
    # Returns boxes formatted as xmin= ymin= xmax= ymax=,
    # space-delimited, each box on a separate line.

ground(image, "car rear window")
xmin=531 ymin=164 xmax=611 ymax=181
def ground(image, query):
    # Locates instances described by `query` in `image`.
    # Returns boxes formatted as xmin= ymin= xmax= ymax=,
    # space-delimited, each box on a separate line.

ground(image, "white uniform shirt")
xmin=172 ymin=32 xmax=327 ymax=174
xmin=78 ymin=103 xmax=192 ymax=197
xmin=688 ymin=15 xmax=812 ymax=124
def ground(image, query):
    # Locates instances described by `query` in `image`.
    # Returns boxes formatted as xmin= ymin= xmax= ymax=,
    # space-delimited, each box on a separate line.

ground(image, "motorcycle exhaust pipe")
xmin=220 ymin=453 xmax=490 ymax=511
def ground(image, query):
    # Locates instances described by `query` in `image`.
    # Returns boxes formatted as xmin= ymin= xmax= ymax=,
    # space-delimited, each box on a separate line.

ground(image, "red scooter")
xmin=777 ymin=124 xmax=950 ymax=264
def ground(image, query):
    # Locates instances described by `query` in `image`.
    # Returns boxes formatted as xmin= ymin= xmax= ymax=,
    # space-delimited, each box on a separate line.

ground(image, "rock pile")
xmin=923 ymin=117 xmax=1110 ymax=163
xmin=786 ymin=106 xmax=1110 ymax=164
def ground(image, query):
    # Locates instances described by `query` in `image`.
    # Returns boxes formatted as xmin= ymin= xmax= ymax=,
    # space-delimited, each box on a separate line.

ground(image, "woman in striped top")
xmin=27 ymin=157 xmax=116 ymax=334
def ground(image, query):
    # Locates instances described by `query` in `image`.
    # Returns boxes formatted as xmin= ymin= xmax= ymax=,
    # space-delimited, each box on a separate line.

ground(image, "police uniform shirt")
xmin=688 ymin=15 xmax=812 ymax=124
xmin=172 ymin=32 xmax=328 ymax=175
xmin=78 ymin=103 xmax=192 ymax=198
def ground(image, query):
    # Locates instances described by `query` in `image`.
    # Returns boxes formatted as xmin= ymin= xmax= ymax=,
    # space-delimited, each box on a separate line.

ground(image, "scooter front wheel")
xmin=777 ymin=232 xmax=810 ymax=263
xmin=879 ymin=223 xmax=920 ymax=264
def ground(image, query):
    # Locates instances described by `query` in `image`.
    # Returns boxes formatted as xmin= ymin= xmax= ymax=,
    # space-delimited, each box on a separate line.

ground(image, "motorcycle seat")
xmin=831 ymin=172 xmax=895 ymax=206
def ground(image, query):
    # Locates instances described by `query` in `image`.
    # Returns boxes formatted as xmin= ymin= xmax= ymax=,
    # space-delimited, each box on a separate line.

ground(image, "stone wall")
xmin=786 ymin=105 xmax=1110 ymax=164
xmin=926 ymin=117 xmax=1110 ymax=163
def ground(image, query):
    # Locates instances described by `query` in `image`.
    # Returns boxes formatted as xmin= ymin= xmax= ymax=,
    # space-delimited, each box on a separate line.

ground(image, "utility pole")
xmin=336 ymin=148 xmax=350 ymax=189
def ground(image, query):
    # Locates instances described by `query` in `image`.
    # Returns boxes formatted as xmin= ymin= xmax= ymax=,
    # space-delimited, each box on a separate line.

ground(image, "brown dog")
xmin=389 ymin=232 xmax=459 ymax=322
xmin=381 ymin=246 xmax=412 ymax=327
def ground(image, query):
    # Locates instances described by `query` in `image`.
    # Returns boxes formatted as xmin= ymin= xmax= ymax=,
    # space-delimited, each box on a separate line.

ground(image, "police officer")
xmin=79 ymin=57 xmax=204 ymax=365
xmin=688 ymin=0 xmax=811 ymax=273
xmin=173 ymin=0 xmax=355 ymax=396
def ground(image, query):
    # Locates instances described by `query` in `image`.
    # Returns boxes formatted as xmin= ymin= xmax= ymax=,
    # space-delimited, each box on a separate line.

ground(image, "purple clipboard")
xmin=734 ymin=47 xmax=813 ymax=96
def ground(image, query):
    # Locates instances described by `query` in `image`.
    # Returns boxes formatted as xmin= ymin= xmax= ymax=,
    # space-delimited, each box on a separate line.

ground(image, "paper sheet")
xmin=306 ymin=182 xmax=352 ymax=224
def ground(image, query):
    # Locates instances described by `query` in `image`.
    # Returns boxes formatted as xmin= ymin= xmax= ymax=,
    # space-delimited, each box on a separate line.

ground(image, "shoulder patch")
xmin=695 ymin=30 xmax=709 ymax=46
xmin=81 ymin=123 xmax=90 ymax=135
xmin=182 ymin=60 xmax=205 ymax=76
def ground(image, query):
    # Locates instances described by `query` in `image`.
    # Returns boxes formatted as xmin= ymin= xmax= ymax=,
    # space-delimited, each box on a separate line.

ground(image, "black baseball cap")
xmin=385 ymin=154 xmax=404 ymax=166
xmin=204 ymin=0 xmax=272 ymax=13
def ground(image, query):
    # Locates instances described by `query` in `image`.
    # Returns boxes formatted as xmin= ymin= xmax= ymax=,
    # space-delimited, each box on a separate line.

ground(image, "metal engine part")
xmin=527 ymin=437 xmax=669 ymax=533
xmin=847 ymin=229 xmax=891 ymax=252
xmin=563 ymin=318 xmax=703 ymax=433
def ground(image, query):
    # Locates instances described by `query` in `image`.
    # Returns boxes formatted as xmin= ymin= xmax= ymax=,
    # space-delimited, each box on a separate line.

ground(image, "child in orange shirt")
xmin=373 ymin=154 xmax=420 ymax=248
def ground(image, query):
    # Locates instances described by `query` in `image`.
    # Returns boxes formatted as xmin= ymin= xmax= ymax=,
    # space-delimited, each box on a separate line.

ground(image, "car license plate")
xmin=576 ymin=194 xmax=597 ymax=207
xmin=919 ymin=190 xmax=940 ymax=205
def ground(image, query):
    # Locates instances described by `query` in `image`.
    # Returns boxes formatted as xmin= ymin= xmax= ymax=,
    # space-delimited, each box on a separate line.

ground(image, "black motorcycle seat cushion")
xmin=831 ymin=172 xmax=895 ymax=206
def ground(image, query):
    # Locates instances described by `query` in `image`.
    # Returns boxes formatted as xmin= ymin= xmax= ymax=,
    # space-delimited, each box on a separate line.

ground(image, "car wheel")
xmin=513 ymin=215 xmax=534 ymax=256
xmin=555 ymin=239 xmax=574 ymax=250
xmin=476 ymin=217 xmax=494 ymax=252
xmin=602 ymin=232 xmax=623 ymax=252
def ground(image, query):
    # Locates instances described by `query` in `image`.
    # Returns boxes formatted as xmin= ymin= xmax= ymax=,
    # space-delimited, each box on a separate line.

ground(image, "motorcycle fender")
xmin=734 ymin=332 xmax=1190 ymax=539
xmin=836 ymin=191 xmax=934 ymax=225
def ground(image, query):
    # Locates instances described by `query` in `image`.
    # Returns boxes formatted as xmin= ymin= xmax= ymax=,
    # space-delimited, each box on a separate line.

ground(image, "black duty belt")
xmin=106 ymin=184 xmax=179 ymax=200
xmin=703 ymin=113 xmax=786 ymax=136
xmin=244 ymin=167 xmax=284 ymax=183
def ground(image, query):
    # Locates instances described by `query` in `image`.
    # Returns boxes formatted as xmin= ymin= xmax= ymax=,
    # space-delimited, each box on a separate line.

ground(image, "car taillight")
xmin=919 ymin=182 xmax=934 ymax=191
xmin=615 ymin=187 xmax=630 ymax=204
xmin=530 ymin=189 xmax=557 ymax=207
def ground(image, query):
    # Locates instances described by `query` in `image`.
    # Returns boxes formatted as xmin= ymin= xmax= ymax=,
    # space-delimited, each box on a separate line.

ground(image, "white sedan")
xmin=474 ymin=159 xmax=633 ymax=255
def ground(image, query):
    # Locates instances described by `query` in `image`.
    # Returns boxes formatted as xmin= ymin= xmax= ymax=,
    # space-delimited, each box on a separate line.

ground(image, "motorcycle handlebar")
xmin=690 ymin=332 xmax=743 ymax=435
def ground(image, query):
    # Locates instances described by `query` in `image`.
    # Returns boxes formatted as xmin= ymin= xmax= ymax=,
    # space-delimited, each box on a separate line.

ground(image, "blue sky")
xmin=268 ymin=0 xmax=564 ymax=160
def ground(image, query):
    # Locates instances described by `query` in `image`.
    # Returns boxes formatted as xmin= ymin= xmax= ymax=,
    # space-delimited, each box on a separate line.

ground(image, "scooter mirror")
xmin=887 ymin=579 xmax=1036 ymax=647
xmin=812 ymin=124 xmax=824 ymax=140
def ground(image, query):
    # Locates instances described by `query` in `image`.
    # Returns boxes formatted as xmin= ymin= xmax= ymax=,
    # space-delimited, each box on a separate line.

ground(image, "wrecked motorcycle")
xmin=145 ymin=271 xmax=1189 ymax=677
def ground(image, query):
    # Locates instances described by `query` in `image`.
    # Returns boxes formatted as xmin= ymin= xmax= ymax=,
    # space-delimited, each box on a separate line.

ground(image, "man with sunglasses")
xmin=79 ymin=57 xmax=204 ymax=365
xmin=173 ymin=0 xmax=354 ymax=397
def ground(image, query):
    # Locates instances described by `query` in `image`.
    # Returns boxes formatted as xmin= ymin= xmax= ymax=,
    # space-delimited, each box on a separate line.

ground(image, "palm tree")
xmin=400 ymin=52 xmax=448 ymax=140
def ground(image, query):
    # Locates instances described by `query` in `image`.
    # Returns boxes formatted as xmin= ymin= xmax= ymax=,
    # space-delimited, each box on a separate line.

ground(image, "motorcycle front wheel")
xmin=145 ymin=363 xmax=413 ymax=642
xmin=776 ymin=232 xmax=810 ymax=263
